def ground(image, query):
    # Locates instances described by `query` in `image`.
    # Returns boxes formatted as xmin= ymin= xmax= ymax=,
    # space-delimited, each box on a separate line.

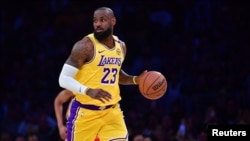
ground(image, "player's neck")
xmin=99 ymin=35 xmax=115 ymax=49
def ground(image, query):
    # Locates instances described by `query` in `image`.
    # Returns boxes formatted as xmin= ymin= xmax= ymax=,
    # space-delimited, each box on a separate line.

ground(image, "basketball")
xmin=138 ymin=71 xmax=167 ymax=100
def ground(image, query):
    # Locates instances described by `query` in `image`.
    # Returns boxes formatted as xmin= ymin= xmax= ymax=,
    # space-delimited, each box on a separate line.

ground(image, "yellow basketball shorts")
xmin=67 ymin=100 xmax=128 ymax=141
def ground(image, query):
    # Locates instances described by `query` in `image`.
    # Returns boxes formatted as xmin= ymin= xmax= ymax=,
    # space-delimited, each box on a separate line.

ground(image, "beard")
xmin=94 ymin=27 xmax=112 ymax=41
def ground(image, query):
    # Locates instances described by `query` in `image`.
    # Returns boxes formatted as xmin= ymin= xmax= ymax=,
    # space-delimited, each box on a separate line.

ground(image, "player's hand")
xmin=58 ymin=125 xmax=67 ymax=140
xmin=136 ymin=70 xmax=148 ymax=84
xmin=86 ymin=88 xmax=112 ymax=103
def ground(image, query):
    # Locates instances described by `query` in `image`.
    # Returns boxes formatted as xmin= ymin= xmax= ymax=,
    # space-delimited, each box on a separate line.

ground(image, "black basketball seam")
xmin=146 ymin=74 xmax=162 ymax=95
xmin=145 ymin=78 xmax=167 ymax=99
xmin=142 ymin=72 xmax=151 ymax=93
xmin=147 ymin=79 xmax=167 ymax=95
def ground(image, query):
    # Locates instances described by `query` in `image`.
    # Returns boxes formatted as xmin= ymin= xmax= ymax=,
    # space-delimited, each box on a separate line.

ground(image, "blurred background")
xmin=0 ymin=0 xmax=249 ymax=141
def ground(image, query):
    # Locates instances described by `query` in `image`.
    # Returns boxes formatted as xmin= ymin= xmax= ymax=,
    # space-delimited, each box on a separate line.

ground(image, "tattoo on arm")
xmin=65 ymin=38 xmax=94 ymax=68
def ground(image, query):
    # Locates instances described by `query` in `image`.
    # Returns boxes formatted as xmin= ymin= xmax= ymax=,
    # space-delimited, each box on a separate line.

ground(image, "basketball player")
xmin=54 ymin=90 xmax=100 ymax=141
xmin=54 ymin=89 xmax=74 ymax=140
xmin=58 ymin=7 xmax=146 ymax=141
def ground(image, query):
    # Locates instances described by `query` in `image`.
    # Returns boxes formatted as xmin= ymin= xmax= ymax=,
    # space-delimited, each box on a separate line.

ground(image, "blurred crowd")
xmin=0 ymin=0 xmax=249 ymax=141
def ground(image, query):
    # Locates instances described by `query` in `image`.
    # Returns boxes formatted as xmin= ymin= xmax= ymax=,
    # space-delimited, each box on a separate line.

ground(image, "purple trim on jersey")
xmin=67 ymin=100 xmax=80 ymax=141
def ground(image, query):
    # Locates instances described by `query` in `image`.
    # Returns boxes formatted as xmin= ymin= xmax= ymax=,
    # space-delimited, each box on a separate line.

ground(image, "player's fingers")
xmin=60 ymin=134 xmax=66 ymax=140
xmin=99 ymin=90 xmax=112 ymax=102
xmin=100 ymin=90 xmax=112 ymax=99
xmin=98 ymin=97 xmax=106 ymax=103
xmin=63 ymin=134 xmax=67 ymax=140
xmin=102 ymin=96 xmax=111 ymax=102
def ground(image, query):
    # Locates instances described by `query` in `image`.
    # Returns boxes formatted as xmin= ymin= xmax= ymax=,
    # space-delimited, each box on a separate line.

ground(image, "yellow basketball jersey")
xmin=74 ymin=33 xmax=124 ymax=106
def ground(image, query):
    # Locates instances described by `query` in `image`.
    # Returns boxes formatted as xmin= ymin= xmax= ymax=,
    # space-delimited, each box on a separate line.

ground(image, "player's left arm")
xmin=119 ymin=69 xmax=137 ymax=85
xmin=118 ymin=41 xmax=146 ymax=85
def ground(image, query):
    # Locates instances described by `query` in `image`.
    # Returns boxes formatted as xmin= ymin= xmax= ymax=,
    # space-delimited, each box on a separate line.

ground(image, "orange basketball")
xmin=138 ymin=71 xmax=167 ymax=100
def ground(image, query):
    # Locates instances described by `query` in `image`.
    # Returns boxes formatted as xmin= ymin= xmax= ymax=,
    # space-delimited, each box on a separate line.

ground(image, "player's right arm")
xmin=59 ymin=38 xmax=91 ymax=94
xmin=54 ymin=89 xmax=74 ymax=140
xmin=58 ymin=38 xmax=112 ymax=103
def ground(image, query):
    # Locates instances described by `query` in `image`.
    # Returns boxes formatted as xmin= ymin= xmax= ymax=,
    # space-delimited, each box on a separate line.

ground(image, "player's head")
xmin=93 ymin=7 xmax=116 ymax=41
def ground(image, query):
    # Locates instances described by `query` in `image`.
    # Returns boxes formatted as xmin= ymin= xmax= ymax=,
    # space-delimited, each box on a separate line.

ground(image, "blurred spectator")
xmin=27 ymin=134 xmax=39 ymax=141
xmin=0 ymin=132 xmax=11 ymax=141
xmin=17 ymin=113 xmax=39 ymax=137
xmin=204 ymin=105 xmax=219 ymax=125
xmin=197 ymin=130 xmax=208 ymax=141
xmin=15 ymin=135 xmax=26 ymax=141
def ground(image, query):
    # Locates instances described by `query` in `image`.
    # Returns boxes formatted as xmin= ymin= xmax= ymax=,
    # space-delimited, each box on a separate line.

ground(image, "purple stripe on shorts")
xmin=67 ymin=99 xmax=80 ymax=141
